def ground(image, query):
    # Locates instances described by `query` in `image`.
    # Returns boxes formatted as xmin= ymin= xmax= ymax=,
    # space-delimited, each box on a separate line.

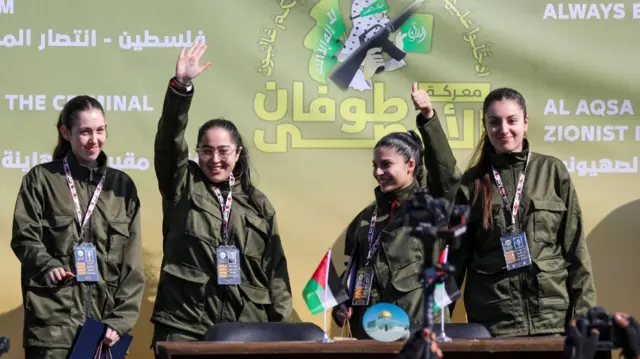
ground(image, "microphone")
xmin=0 ymin=336 xmax=9 ymax=356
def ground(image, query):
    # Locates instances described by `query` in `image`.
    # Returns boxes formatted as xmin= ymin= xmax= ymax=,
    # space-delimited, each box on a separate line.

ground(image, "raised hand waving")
xmin=175 ymin=43 xmax=212 ymax=85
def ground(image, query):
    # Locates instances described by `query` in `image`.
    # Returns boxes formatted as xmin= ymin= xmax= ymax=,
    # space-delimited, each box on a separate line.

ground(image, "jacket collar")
xmin=64 ymin=151 xmax=107 ymax=183
xmin=489 ymin=138 xmax=530 ymax=169
xmin=374 ymin=180 xmax=419 ymax=212
xmin=209 ymin=172 xmax=244 ymax=193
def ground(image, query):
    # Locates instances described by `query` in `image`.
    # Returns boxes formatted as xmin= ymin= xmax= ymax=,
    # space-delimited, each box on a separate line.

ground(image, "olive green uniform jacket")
xmin=418 ymin=112 xmax=596 ymax=337
xmin=150 ymin=81 xmax=293 ymax=337
xmin=334 ymin=181 xmax=451 ymax=339
xmin=11 ymin=151 xmax=144 ymax=349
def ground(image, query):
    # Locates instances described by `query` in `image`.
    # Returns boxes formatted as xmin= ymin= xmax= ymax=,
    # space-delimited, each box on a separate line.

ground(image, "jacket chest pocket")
xmin=243 ymin=214 xmax=269 ymax=261
xmin=157 ymin=263 xmax=211 ymax=324
xmin=379 ymin=229 xmax=423 ymax=304
xmin=106 ymin=220 xmax=129 ymax=264
xmin=40 ymin=215 xmax=76 ymax=258
xmin=531 ymin=199 xmax=566 ymax=244
xmin=381 ymin=229 xmax=422 ymax=272
xmin=386 ymin=259 xmax=423 ymax=304
xmin=184 ymin=193 xmax=223 ymax=245
xmin=465 ymin=268 xmax=515 ymax=324
xmin=238 ymin=283 xmax=271 ymax=322
xmin=25 ymin=282 xmax=75 ymax=326
xmin=103 ymin=220 xmax=130 ymax=284
xmin=533 ymin=257 xmax=570 ymax=313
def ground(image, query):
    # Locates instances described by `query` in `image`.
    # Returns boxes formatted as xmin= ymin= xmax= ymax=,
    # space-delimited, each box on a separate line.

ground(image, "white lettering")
xmin=563 ymin=156 xmax=638 ymax=176
xmin=544 ymin=99 xmax=634 ymax=116
xmin=4 ymin=94 xmax=46 ymax=111
xmin=563 ymin=4 xmax=586 ymax=19
xmin=545 ymin=3 xmax=626 ymax=19
xmin=543 ymin=125 xmax=628 ymax=142
xmin=52 ymin=95 xmax=70 ymax=111
xmin=118 ymin=30 xmax=206 ymax=51
xmin=543 ymin=3 xmax=558 ymax=19
xmin=543 ymin=99 xmax=571 ymax=115
xmin=1 ymin=149 xmax=151 ymax=172
xmin=575 ymin=99 xmax=634 ymax=116
xmin=612 ymin=3 xmax=626 ymax=18
xmin=587 ymin=4 xmax=601 ymax=18
xmin=634 ymin=3 xmax=640 ymax=18
xmin=599 ymin=3 xmax=613 ymax=18
xmin=0 ymin=0 xmax=14 ymax=14
xmin=90 ymin=95 xmax=153 ymax=112
xmin=4 ymin=94 xmax=17 ymax=110
xmin=4 ymin=94 xmax=154 ymax=112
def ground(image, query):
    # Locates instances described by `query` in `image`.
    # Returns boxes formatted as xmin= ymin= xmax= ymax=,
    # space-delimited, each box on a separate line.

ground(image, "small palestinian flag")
xmin=434 ymin=246 xmax=462 ymax=311
xmin=303 ymin=249 xmax=350 ymax=315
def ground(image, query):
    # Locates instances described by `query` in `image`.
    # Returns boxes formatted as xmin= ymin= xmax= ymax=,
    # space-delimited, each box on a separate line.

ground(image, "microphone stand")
xmin=421 ymin=260 xmax=456 ymax=359
xmin=404 ymin=189 xmax=469 ymax=359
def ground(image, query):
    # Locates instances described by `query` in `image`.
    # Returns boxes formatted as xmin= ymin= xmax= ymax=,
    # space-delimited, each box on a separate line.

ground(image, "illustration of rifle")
xmin=329 ymin=0 xmax=426 ymax=90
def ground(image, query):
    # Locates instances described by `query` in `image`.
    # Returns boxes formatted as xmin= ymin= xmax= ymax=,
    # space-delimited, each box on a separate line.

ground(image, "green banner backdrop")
xmin=1 ymin=0 xmax=639 ymax=357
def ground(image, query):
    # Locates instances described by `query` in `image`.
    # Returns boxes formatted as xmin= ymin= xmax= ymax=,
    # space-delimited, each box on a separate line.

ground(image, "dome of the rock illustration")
xmin=378 ymin=310 xmax=392 ymax=319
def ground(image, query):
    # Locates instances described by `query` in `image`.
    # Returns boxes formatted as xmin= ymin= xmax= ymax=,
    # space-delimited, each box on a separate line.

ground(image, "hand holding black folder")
xmin=69 ymin=318 xmax=133 ymax=359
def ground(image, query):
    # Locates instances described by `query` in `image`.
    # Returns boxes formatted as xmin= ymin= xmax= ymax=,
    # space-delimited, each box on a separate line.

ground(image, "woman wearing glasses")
xmin=150 ymin=44 xmax=292 ymax=355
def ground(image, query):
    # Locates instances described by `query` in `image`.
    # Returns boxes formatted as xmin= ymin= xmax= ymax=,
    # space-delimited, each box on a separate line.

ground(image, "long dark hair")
xmin=467 ymin=87 xmax=527 ymax=230
xmin=52 ymin=96 xmax=105 ymax=160
xmin=197 ymin=119 xmax=262 ymax=213
xmin=374 ymin=130 xmax=425 ymax=187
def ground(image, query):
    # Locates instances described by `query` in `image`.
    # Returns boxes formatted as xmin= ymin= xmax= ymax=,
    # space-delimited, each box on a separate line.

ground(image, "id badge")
xmin=74 ymin=243 xmax=100 ymax=282
xmin=351 ymin=267 xmax=374 ymax=306
xmin=217 ymin=245 xmax=241 ymax=285
xmin=500 ymin=232 xmax=532 ymax=270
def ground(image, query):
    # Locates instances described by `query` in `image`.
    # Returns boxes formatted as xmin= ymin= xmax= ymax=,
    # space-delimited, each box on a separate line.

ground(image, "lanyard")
xmin=365 ymin=206 xmax=382 ymax=266
xmin=63 ymin=157 xmax=106 ymax=240
xmin=212 ymin=174 xmax=234 ymax=243
xmin=490 ymin=153 xmax=530 ymax=229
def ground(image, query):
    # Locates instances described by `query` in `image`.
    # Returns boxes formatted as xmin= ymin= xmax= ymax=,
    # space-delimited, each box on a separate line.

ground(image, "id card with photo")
xmin=74 ymin=243 xmax=99 ymax=282
xmin=352 ymin=267 xmax=374 ymax=306
xmin=500 ymin=232 xmax=532 ymax=270
xmin=217 ymin=245 xmax=241 ymax=285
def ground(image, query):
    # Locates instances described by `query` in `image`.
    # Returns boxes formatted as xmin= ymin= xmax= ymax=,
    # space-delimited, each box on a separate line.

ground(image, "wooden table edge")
xmin=157 ymin=337 xmax=568 ymax=355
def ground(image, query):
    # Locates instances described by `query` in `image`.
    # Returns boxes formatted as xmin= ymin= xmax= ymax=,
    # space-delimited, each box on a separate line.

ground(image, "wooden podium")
xmin=156 ymin=337 xmax=612 ymax=359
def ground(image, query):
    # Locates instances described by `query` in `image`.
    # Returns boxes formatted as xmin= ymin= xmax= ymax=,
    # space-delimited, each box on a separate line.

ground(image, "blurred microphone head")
xmin=576 ymin=306 xmax=621 ymax=350
xmin=0 ymin=336 xmax=9 ymax=354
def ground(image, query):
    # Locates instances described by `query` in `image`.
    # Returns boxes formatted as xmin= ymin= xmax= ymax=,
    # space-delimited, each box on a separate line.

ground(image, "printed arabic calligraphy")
xmin=0 ymin=29 xmax=206 ymax=51
xmin=443 ymin=0 xmax=492 ymax=77
xmin=1 ymin=151 xmax=151 ymax=172
xmin=407 ymin=22 xmax=426 ymax=43
xmin=252 ymin=81 xmax=488 ymax=152
xmin=563 ymin=156 xmax=639 ymax=176
xmin=256 ymin=0 xmax=304 ymax=77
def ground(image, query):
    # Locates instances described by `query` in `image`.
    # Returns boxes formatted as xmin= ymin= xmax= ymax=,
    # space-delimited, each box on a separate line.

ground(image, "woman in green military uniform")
xmin=150 ymin=44 xmax=292 ymax=355
xmin=411 ymin=83 xmax=596 ymax=337
xmin=331 ymin=124 xmax=453 ymax=339
xmin=11 ymin=96 xmax=145 ymax=359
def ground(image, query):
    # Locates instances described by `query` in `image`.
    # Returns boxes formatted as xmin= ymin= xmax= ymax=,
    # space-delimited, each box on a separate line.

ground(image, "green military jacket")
xmin=11 ymin=151 xmax=144 ymax=349
xmin=418 ymin=113 xmax=597 ymax=337
xmin=150 ymin=81 xmax=292 ymax=337
xmin=335 ymin=182 xmax=450 ymax=339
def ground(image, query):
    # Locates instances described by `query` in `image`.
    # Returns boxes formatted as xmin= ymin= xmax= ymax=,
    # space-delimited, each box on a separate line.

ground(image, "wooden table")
xmin=156 ymin=337 xmax=612 ymax=359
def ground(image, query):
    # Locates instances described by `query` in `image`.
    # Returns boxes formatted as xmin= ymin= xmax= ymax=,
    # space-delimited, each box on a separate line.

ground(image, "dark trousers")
xmin=24 ymin=348 xmax=70 ymax=359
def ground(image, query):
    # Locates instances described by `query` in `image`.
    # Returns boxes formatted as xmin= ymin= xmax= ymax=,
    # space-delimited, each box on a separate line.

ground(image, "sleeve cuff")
xmin=34 ymin=258 xmax=65 ymax=284
xmin=416 ymin=110 xmax=437 ymax=127
xmin=103 ymin=321 xmax=127 ymax=337
xmin=169 ymin=77 xmax=194 ymax=95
